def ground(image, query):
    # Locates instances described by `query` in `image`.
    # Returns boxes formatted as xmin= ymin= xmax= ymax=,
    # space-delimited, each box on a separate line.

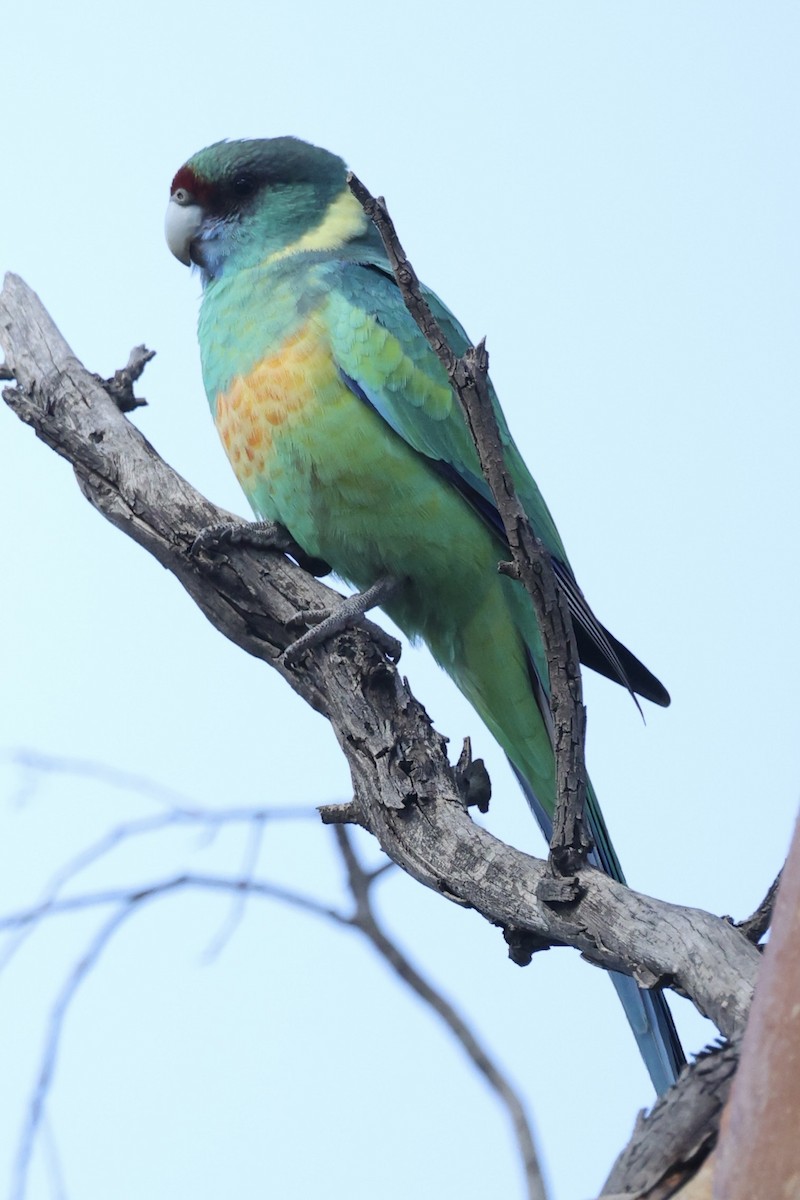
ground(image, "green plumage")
xmin=167 ymin=136 xmax=682 ymax=1092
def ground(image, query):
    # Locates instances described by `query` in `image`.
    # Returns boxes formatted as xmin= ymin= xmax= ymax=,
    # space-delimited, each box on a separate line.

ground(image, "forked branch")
xmin=0 ymin=274 xmax=760 ymax=1042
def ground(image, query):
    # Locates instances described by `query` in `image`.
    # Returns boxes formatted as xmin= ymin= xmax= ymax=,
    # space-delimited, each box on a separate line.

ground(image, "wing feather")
xmin=323 ymin=259 xmax=669 ymax=707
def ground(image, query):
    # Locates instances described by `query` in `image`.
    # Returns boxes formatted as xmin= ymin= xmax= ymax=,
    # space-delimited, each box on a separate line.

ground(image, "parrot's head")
xmin=165 ymin=137 xmax=373 ymax=281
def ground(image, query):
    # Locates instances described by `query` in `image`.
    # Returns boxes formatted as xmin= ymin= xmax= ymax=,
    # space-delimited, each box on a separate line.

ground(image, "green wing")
xmin=322 ymin=260 xmax=569 ymax=558
xmin=322 ymin=259 xmax=669 ymax=707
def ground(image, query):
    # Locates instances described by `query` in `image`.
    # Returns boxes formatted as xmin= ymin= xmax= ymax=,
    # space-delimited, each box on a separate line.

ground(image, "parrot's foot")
xmin=191 ymin=519 xmax=331 ymax=577
xmin=283 ymin=575 xmax=403 ymax=666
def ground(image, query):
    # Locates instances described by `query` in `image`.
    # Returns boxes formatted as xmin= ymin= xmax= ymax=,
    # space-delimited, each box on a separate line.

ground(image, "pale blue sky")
xmin=1 ymin=3 xmax=798 ymax=1198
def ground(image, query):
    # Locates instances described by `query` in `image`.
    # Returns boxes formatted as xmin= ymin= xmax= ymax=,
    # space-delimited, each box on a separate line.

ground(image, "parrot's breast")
xmin=211 ymin=310 xmax=501 ymax=633
xmin=214 ymin=317 xmax=335 ymax=497
xmin=205 ymin=284 xmax=555 ymax=815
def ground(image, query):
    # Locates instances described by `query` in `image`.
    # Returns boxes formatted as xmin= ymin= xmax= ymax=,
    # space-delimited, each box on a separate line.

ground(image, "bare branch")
xmin=333 ymin=826 xmax=548 ymax=1200
xmin=6 ymin=826 xmax=539 ymax=1199
xmin=347 ymin=174 xmax=589 ymax=873
xmin=0 ymin=274 xmax=761 ymax=1039
xmin=0 ymin=811 xmax=180 ymax=973
xmin=319 ymin=800 xmax=361 ymax=825
xmin=2 ymin=747 xmax=199 ymax=814
xmin=3 ymin=746 xmax=317 ymax=826
xmin=599 ymin=1041 xmax=738 ymax=1198
xmin=5 ymin=868 xmax=347 ymax=1195
xmin=734 ymin=868 xmax=783 ymax=944
xmin=94 ymin=343 xmax=155 ymax=412
xmin=40 ymin=1118 xmax=69 ymax=1200
xmin=12 ymin=906 xmax=134 ymax=1200
xmin=0 ymin=875 xmax=349 ymax=934
xmin=0 ymin=752 xmax=318 ymax=974
xmin=201 ymin=813 xmax=268 ymax=961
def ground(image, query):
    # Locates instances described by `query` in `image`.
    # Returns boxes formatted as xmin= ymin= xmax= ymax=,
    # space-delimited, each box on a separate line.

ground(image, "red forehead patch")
xmin=170 ymin=165 xmax=201 ymax=196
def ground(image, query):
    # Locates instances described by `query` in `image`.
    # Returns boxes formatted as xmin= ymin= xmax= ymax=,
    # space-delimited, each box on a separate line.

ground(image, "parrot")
xmin=166 ymin=136 xmax=684 ymax=1093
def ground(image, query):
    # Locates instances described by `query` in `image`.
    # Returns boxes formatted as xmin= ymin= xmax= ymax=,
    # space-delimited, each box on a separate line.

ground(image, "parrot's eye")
xmin=172 ymin=187 xmax=192 ymax=206
xmin=231 ymin=173 xmax=258 ymax=200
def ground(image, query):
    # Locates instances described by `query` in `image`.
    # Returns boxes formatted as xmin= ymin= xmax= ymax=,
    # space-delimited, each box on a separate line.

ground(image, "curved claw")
xmin=283 ymin=576 xmax=403 ymax=666
xmin=190 ymin=520 xmax=251 ymax=556
xmin=190 ymin=519 xmax=330 ymax=575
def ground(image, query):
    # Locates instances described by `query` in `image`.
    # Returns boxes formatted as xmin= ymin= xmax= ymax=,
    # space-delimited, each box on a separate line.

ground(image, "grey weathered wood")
xmin=600 ymin=1041 xmax=738 ymax=1198
xmin=347 ymin=173 xmax=591 ymax=872
xmin=0 ymin=273 xmax=760 ymax=1042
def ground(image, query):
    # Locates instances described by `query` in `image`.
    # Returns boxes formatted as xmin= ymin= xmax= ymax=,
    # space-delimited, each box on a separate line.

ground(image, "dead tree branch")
xmin=347 ymin=173 xmax=589 ymax=874
xmin=11 ymin=906 xmax=135 ymax=1200
xmin=332 ymin=826 xmax=546 ymax=1200
xmin=1 ymin=771 xmax=546 ymax=1200
xmin=0 ymin=748 xmax=317 ymax=975
xmin=599 ymin=1040 xmax=738 ymax=1199
xmin=734 ymin=868 xmax=783 ymax=944
xmin=0 ymin=274 xmax=760 ymax=1040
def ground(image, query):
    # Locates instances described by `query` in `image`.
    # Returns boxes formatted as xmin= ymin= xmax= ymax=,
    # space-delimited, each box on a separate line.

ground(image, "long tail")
xmin=420 ymin=563 xmax=684 ymax=1092
xmin=509 ymin=764 xmax=684 ymax=1094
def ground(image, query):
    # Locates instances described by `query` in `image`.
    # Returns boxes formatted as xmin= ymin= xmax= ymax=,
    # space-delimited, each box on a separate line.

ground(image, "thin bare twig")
xmin=6 ymin=873 xmax=348 ymax=1192
xmin=6 ymin=834 xmax=541 ymax=1199
xmin=40 ymin=1117 xmax=69 ymax=1200
xmin=0 ymin=753 xmax=318 ymax=974
xmin=201 ymin=813 xmax=269 ymax=961
xmin=346 ymin=174 xmax=589 ymax=874
xmin=10 ymin=868 xmax=340 ymax=1198
xmin=11 ymin=907 xmax=134 ymax=1200
xmin=1 ymin=748 xmax=198 ymax=815
xmin=0 ymin=811 xmax=180 ymax=972
xmin=0 ymin=875 xmax=348 ymax=934
xmin=4 ymin=741 xmax=542 ymax=1195
xmin=333 ymin=826 xmax=548 ymax=1200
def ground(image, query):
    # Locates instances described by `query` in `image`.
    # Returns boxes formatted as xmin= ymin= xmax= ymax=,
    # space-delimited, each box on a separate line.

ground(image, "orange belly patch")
xmin=215 ymin=319 xmax=336 ymax=489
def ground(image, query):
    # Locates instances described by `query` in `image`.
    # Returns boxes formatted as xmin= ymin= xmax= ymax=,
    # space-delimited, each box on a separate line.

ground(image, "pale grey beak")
xmin=165 ymin=195 xmax=204 ymax=266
